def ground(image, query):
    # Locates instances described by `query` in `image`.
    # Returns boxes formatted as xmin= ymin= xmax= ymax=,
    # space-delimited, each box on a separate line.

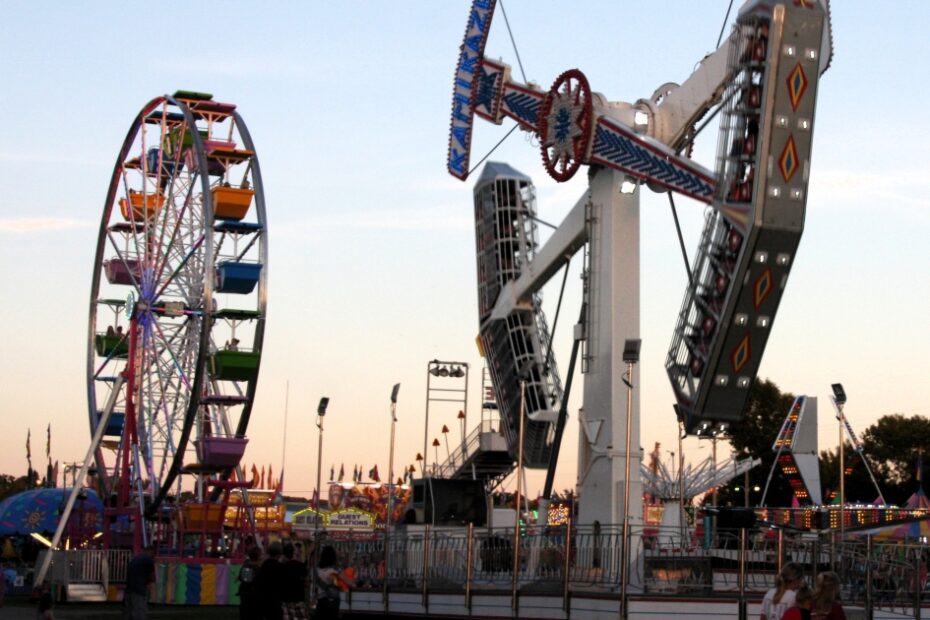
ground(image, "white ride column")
xmin=577 ymin=167 xmax=643 ymax=531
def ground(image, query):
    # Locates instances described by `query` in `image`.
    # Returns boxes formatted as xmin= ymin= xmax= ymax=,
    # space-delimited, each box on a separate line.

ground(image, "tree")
xmin=0 ymin=473 xmax=31 ymax=502
xmin=818 ymin=445 xmax=883 ymax=505
xmin=859 ymin=413 xmax=930 ymax=505
xmin=712 ymin=378 xmax=797 ymax=508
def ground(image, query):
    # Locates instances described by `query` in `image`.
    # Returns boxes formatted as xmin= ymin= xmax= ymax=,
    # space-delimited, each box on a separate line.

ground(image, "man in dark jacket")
xmin=124 ymin=545 xmax=155 ymax=619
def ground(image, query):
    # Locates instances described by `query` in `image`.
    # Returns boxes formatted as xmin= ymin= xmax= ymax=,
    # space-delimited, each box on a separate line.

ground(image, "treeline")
xmin=713 ymin=379 xmax=929 ymax=507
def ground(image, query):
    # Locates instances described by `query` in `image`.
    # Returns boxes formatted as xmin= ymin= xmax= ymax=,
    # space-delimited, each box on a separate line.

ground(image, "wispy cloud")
xmin=0 ymin=152 xmax=109 ymax=167
xmin=0 ymin=217 xmax=94 ymax=234
xmin=275 ymin=207 xmax=471 ymax=237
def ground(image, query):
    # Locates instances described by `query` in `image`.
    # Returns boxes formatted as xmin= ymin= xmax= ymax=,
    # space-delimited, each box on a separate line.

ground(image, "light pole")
xmin=385 ymin=383 xmax=400 ymax=607
xmin=314 ymin=397 xmax=329 ymax=534
xmin=423 ymin=360 xmax=469 ymax=480
xmin=620 ymin=338 xmax=640 ymax=620
xmin=512 ymin=378 xmax=526 ymax=614
xmin=831 ymin=383 xmax=847 ymax=541
xmin=311 ymin=396 xmax=329 ymax=605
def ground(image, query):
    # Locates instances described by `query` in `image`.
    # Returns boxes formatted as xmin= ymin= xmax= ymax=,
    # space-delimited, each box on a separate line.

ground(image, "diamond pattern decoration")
xmin=787 ymin=63 xmax=808 ymax=111
xmin=731 ymin=334 xmax=752 ymax=373
xmin=754 ymin=269 xmax=773 ymax=309
xmin=779 ymin=136 xmax=800 ymax=182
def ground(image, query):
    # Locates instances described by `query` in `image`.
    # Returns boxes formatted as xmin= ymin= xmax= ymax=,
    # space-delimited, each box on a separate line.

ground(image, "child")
xmin=761 ymin=562 xmax=804 ymax=620
xmin=36 ymin=583 xmax=55 ymax=620
xmin=781 ymin=585 xmax=813 ymax=620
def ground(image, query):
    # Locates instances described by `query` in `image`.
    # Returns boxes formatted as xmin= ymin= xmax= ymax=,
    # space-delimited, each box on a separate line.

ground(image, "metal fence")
xmin=320 ymin=524 xmax=929 ymax=618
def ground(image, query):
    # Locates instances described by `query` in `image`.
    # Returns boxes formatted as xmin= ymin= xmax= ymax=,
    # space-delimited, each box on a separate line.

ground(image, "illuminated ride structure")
xmin=87 ymin=90 xmax=268 ymax=543
xmin=763 ymin=395 xmax=885 ymax=509
xmin=641 ymin=452 xmax=759 ymax=546
xmin=445 ymin=0 xmax=831 ymax=529
xmin=36 ymin=92 xmax=278 ymax=600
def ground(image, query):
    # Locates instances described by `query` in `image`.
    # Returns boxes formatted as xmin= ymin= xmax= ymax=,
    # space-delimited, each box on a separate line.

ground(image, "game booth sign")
xmin=293 ymin=482 xmax=412 ymax=539
xmin=150 ymin=490 xmax=287 ymax=606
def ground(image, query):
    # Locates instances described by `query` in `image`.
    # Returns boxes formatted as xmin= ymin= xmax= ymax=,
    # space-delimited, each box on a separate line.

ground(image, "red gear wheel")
xmin=539 ymin=69 xmax=594 ymax=182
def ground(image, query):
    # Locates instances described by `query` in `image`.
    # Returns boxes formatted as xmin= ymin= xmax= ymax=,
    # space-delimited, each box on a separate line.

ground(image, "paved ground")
xmin=1 ymin=599 xmax=237 ymax=619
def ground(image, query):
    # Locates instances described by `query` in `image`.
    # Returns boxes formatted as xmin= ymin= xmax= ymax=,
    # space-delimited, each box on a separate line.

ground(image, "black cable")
xmin=467 ymin=123 xmax=519 ymax=177
xmin=668 ymin=193 xmax=694 ymax=290
xmin=543 ymin=260 xmax=571 ymax=374
xmin=715 ymin=0 xmax=735 ymax=50
xmin=498 ymin=0 xmax=527 ymax=84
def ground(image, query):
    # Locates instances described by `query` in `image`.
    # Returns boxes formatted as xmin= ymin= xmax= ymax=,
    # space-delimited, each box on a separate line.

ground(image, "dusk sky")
xmin=1 ymin=1 xmax=928 ymax=501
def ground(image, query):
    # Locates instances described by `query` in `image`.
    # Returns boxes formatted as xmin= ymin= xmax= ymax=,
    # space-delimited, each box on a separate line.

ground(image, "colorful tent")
xmin=0 ymin=488 xmax=103 ymax=536
xmin=859 ymin=488 xmax=930 ymax=541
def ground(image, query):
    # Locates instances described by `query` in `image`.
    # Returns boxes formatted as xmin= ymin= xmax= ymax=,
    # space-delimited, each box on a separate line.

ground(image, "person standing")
xmin=281 ymin=543 xmax=308 ymax=619
xmin=315 ymin=546 xmax=354 ymax=620
xmin=35 ymin=582 xmax=55 ymax=619
xmin=123 ymin=545 xmax=156 ymax=620
xmin=237 ymin=546 xmax=262 ymax=620
xmin=760 ymin=562 xmax=804 ymax=620
xmin=811 ymin=571 xmax=846 ymax=620
xmin=256 ymin=542 xmax=285 ymax=620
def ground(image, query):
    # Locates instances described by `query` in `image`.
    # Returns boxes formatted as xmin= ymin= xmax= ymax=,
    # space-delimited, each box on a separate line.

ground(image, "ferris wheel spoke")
xmin=148 ymin=317 xmax=195 ymax=392
xmin=154 ymin=235 xmax=205 ymax=301
xmin=151 ymin=185 xmax=196 ymax=288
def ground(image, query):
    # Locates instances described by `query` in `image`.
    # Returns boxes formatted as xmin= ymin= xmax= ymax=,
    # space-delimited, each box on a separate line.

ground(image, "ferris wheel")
xmin=87 ymin=91 xmax=267 ymax=515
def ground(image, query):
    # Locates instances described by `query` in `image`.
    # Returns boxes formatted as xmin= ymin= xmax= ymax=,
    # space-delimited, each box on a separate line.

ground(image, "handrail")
xmin=434 ymin=419 xmax=501 ymax=478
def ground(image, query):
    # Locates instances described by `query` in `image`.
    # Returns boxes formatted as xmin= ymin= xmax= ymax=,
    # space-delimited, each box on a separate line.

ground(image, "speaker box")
xmin=717 ymin=507 xmax=757 ymax=529
xmin=411 ymin=479 xmax=487 ymax=526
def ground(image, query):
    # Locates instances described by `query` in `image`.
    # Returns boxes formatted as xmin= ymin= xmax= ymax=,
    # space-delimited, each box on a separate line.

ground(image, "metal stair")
xmin=433 ymin=370 xmax=515 ymax=489
xmin=66 ymin=583 xmax=108 ymax=602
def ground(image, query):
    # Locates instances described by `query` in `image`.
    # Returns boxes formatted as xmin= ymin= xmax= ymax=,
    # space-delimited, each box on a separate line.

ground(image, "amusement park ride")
xmin=35 ymin=92 xmax=279 ymax=596
xmin=445 ymin=0 xmax=832 ymax=529
xmin=21 ymin=2 xmax=930 ymax=617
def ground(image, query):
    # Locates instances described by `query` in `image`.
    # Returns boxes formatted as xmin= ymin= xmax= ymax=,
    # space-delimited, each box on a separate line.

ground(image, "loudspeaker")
xmin=717 ymin=507 xmax=756 ymax=529
xmin=410 ymin=479 xmax=487 ymax=526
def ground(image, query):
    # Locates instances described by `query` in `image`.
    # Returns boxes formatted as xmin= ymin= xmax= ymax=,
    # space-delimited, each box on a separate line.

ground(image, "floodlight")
xmin=831 ymin=383 xmax=846 ymax=405
xmin=622 ymin=339 xmax=641 ymax=363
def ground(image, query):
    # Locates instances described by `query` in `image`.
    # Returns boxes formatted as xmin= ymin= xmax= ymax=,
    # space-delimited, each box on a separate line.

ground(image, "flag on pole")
xmin=46 ymin=424 xmax=51 ymax=459
xmin=329 ymin=465 xmax=334 ymax=482
xmin=26 ymin=429 xmax=32 ymax=488
xmin=260 ymin=466 xmax=266 ymax=488
xmin=369 ymin=464 xmax=380 ymax=482
xmin=268 ymin=464 xmax=274 ymax=490
xmin=251 ymin=464 xmax=260 ymax=487
xmin=338 ymin=464 xmax=345 ymax=482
